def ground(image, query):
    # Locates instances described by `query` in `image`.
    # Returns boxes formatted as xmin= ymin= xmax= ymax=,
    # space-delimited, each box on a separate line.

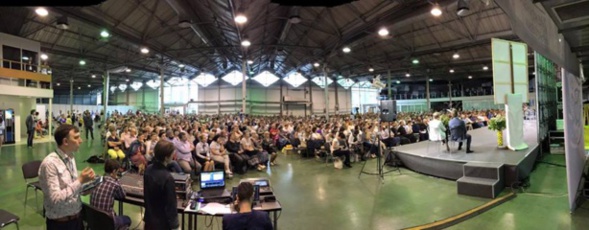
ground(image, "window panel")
xmin=311 ymin=76 xmax=333 ymax=88
xmin=252 ymin=71 xmax=279 ymax=87
xmin=222 ymin=70 xmax=248 ymax=86
xmin=284 ymin=72 xmax=307 ymax=88
xmin=192 ymin=73 xmax=217 ymax=87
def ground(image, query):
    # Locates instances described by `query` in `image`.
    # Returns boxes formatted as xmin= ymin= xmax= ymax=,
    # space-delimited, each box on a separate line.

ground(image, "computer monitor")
xmin=200 ymin=171 xmax=225 ymax=190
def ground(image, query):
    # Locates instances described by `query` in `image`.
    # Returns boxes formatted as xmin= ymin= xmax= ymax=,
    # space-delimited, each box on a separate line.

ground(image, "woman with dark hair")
xmin=143 ymin=140 xmax=180 ymax=230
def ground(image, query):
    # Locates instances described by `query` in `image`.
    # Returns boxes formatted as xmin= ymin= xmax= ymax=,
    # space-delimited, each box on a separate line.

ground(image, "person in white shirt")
xmin=210 ymin=135 xmax=233 ymax=176
xmin=195 ymin=134 xmax=215 ymax=172
xmin=428 ymin=112 xmax=450 ymax=152
xmin=39 ymin=124 xmax=95 ymax=230
xmin=331 ymin=132 xmax=352 ymax=168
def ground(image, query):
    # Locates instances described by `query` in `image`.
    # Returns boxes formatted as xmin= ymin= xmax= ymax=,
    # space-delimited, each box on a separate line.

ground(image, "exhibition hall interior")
xmin=0 ymin=0 xmax=588 ymax=229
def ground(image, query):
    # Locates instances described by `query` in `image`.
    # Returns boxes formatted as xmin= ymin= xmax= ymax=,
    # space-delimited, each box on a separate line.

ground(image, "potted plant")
xmin=488 ymin=115 xmax=506 ymax=148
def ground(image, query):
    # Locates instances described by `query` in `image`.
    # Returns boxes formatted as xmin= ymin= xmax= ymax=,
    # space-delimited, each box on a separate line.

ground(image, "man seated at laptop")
xmin=223 ymin=182 xmax=273 ymax=230
xmin=90 ymin=159 xmax=131 ymax=229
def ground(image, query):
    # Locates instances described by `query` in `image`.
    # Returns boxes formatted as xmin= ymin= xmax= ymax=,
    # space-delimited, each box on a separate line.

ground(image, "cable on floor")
xmin=537 ymin=161 xmax=566 ymax=167
xmin=131 ymin=207 xmax=144 ymax=230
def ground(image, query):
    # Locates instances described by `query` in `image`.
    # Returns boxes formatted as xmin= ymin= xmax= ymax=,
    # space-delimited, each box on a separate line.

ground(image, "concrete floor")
xmin=1 ymin=136 xmax=588 ymax=230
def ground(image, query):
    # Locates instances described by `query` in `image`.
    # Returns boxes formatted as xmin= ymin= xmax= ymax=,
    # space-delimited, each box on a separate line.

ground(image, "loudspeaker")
xmin=380 ymin=100 xmax=397 ymax=122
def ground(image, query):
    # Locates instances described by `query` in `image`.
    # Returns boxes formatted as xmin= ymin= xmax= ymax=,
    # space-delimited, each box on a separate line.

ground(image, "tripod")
xmin=358 ymin=120 xmax=402 ymax=182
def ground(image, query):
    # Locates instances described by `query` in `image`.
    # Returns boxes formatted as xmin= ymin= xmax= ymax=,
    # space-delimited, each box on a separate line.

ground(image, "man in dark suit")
xmin=83 ymin=111 xmax=94 ymax=140
xmin=448 ymin=110 xmax=473 ymax=153
xmin=26 ymin=109 xmax=35 ymax=148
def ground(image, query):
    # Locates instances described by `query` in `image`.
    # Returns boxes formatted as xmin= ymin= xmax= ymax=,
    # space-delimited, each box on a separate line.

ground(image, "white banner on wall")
xmin=562 ymin=69 xmax=586 ymax=211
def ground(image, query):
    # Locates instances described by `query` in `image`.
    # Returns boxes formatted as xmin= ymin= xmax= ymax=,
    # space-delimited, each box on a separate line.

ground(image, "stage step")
xmin=457 ymin=162 xmax=505 ymax=199
xmin=457 ymin=177 xmax=502 ymax=199
xmin=463 ymin=162 xmax=504 ymax=180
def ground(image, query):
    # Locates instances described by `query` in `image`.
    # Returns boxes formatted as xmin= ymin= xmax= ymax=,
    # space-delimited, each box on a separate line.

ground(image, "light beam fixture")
xmin=100 ymin=30 xmax=110 ymax=38
xmin=378 ymin=28 xmax=389 ymax=37
xmin=431 ymin=4 xmax=442 ymax=17
xmin=241 ymin=39 xmax=251 ymax=47
xmin=40 ymin=54 xmax=48 ymax=60
xmin=342 ymin=47 xmax=351 ymax=53
xmin=35 ymin=7 xmax=48 ymax=17
xmin=235 ymin=14 xmax=247 ymax=24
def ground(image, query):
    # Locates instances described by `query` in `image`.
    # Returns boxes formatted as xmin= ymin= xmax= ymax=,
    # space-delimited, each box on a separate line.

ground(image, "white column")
xmin=103 ymin=71 xmax=109 ymax=122
xmin=69 ymin=78 xmax=73 ymax=113
xmin=48 ymin=98 xmax=52 ymax=135
xmin=448 ymin=81 xmax=453 ymax=108
xmin=426 ymin=79 xmax=431 ymax=110
xmin=160 ymin=67 xmax=164 ymax=116
xmin=323 ymin=67 xmax=329 ymax=119
xmin=218 ymin=79 xmax=221 ymax=114
xmin=241 ymin=60 xmax=247 ymax=114
xmin=387 ymin=70 xmax=392 ymax=99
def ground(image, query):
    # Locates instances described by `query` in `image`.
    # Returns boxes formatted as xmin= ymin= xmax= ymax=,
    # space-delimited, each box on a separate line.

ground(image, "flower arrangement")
xmin=487 ymin=115 xmax=506 ymax=147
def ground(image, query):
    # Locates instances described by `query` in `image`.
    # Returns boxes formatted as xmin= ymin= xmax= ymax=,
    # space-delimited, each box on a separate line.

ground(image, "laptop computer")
xmin=199 ymin=171 xmax=226 ymax=198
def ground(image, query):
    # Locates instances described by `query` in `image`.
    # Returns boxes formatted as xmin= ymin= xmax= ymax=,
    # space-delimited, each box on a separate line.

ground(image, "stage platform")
xmin=394 ymin=121 xmax=539 ymax=187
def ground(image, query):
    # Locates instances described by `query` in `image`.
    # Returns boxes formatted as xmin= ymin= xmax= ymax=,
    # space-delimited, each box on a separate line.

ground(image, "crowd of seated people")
xmin=90 ymin=108 xmax=503 ymax=176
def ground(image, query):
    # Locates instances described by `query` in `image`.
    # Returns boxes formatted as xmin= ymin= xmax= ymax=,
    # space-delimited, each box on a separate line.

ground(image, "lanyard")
xmin=56 ymin=150 xmax=77 ymax=181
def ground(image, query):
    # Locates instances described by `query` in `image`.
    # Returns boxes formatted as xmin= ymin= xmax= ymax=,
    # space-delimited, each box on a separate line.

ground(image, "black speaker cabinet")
xmin=380 ymin=100 xmax=397 ymax=122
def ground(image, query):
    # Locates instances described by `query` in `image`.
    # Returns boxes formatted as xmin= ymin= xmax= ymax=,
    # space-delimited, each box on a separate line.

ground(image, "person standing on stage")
xmin=39 ymin=124 xmax=96 ymax=230
xmin=83 ymin=111 xmax=94 ymax=140
xmin=26 ymin=109 xmax=36 ymax=148
xmin=143 ymin=140 xmax=180 ymax=230
xmin=448 ymin=110 xmax=474 ymax=153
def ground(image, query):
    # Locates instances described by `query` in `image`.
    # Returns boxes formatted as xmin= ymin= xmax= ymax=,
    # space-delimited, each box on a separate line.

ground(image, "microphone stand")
xmin=358 ymin=119 xmax=401 ymax=183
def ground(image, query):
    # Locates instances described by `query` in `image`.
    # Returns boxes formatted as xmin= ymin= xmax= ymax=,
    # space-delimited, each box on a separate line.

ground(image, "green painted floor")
xmin=1 ymin=136 xmax=588 ymax=230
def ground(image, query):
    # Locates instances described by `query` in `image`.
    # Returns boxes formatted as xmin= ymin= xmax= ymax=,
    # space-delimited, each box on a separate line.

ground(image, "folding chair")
xmin=22 ymin=161 xmax=43 ymax=212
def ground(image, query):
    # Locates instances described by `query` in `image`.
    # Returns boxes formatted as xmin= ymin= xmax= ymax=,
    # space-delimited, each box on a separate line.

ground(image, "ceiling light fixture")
xmin=125 ymin=68 xmax=131 ymax=72
xmin=449 ymin=69 xmax=455 ymax=73
xmin=368 ymin=67 xmax=374 ymax=72
xmin=126 ymin=79 xmax=130 ymax=82
xmin=22 ymin=56 xmax=29 ymax=61
xmin=483 ymin=65 xmax=489 ymax=71
xmin=40 ymin=54 xmax=48 ymax=60
xmin=429 ymin=78 xmax=433 ymax=82
xmin=56 ymin=16 xmax=69 ymax=30
xmin=452 ymin=52 xmax=460 ymax=59
xmin=35 ymin=7 xmax=48 ymax=17
xmin=247 ymin=60 xmax=254 ymax=64
xmin=378 ymin=28 xmax=389 ymax=37
xmin=406 ymin=73 xmax=411 ymax=77
xmin=100 ymin=30 xmax=110 ymax=38
xmin=313 ymin=62 xmax=320 ymax=67
xmin=396 ymin=80 xmax=401 ymax=84
xmin=431 ymin=4 xmax=442 ymax=17
xmin=289 ymin=15 xmax=302 ymax=24
xmin=56 ymin=83 xmax=60 ymax=86
xmin=412 ymin=59 xmax=419 ymax=64
xmin=342 ymin=47 xmax=351 ymax=53
xmin=92 ymin=74 xmax=96 ymax=78
xmin=241 ymin=39 xmax=251 ymax=47
xmin=235 ymin=14 xmax=248 ymax=24
xmin=457 ymin=0 xmax=470 ymax=17
xmin=178 ymin=64 xmax=185 ymax=68
xmin=88 ymin=84 xmax=91 ymax=87
xmin=140 ymin=47 xmax=149 ymax=54
xmin=79 ymin=60 xmax=86 ymax=66
xmin=468 ymin=75 xmax=472 ymax=79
